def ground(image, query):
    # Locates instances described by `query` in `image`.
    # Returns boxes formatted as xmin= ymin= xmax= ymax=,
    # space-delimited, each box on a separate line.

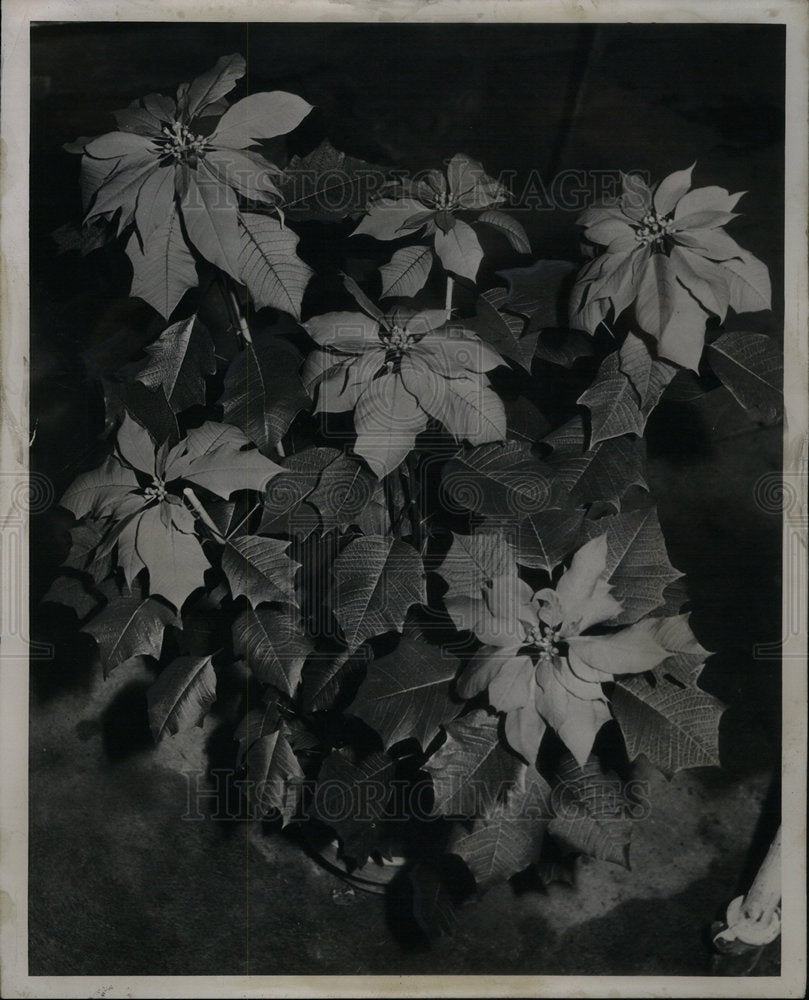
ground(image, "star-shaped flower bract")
xmin=66 ymin=54 xmax=313 ymax=318
xmin=60 ymin=415 xmax=281 ymax=610
xmin=352 ymin=153 xmax=529 ymax=288
xmin=570 ymin=165 xmax=771 ymax=370
xmin=302 ymin=290 xmax=507 ymax=478
xmin=453 ymin=534 xmax=671 ymax=766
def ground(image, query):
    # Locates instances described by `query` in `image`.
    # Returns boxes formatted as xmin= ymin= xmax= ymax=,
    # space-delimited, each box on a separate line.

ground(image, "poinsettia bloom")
xmin=352 ymin=153 xmax=529 ymax=287
xmin=66 ymin=54 xmax=313 ymax=318
xmin=303 ymin=302 xmax=507 ymax=478
xmin=455 ymin=535 xmax=671 ymax=767
xmin=60 ymin=416 xmax=281 ymax=610
xmin=570 ymin=165 xmax=771 ymax=371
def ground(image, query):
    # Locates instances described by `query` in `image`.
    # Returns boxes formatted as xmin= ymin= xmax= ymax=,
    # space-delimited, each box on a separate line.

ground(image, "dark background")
xmin=29 ymin=21 xmax=784 ymax=976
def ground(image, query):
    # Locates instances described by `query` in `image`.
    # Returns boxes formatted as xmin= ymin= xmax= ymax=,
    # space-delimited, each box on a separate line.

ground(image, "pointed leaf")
xmin=82 ymin=592 xmax=177 ymax=676
xmin=310 ymin=750 xmax=396 ymax=862
xmin=233 ymin=605 xmax=312 ymax=695
xmin=185 ymin=53 xmax=246 ymax=120
xmin=222 ymin=535 xmax=299 ymax=607
xmin=707 ymin=331 xmax=782 ymax=424
xmin=212 ymin=91 xmax=313 ymax=148
xmin=331 ymin=535 xmax=426 ymax=646
xmin=477 ymin=210 xmax=530 ymax=254
xmin=220 ymin=333 xmax=311 ymax=454
xmin=147 ymin=654 xmax=217 ymax=740
xmin=244 ymin=726 xmax=304 ymax=826
xmin=237 ymin=212 xmax=313 ymax=319
xmin=60 ymin=457 xmax=139 ymax=520
xmin=452 ymin=767 xmax=551 ymax=891
xmin=379 ymin=245 xmax=434 ymax=298
xmin=722 ymin=254 xmax=771 ymax=313
xmin=516 ymin=506 xmax=585 ymax=572
xmin=442 ymin=441 xmax=555 ymax=520
xmin=279 ymin=140 xmax=388 ymax=223
xmin=617 ymin=332 xmax=677 ymax=416
xmin=133 ymin=316 xmax=215 ymax=413
xmin=425 ymin=710 xmax=523 ymax=817
xmin=580 ymin=508 xmax=683 ymax=625
xmin=433 ymin=218 xmax=484 ymax=282
xmin=613 ymin=672 xmax=725 ymax=776
xmin=464 ymin=288 xmax=536 ymax=372
xmin=577 ymin=352 xmax=646 ymax=445
xmin=181 ymin=165 xmax=242 ymax=279
xmin=348 ymin=634 xmax=460 ymax=750
xmin=126 ymin=206 xmax=198 ymax=319
xmin=546 ymin=416 xmax=648 ymax=511
xmin=136 ymin=504 xmax=210 ymax=609
xmin=498 ymin=259 xmax=578 ymax=330
xmin=548 ymin=756 xmax=632 ymax=867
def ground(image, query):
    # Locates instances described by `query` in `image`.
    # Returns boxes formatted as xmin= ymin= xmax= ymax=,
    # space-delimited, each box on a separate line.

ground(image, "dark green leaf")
xmin=310 ymin=750 xmax=396 ymax=862
xmin=331 ymin=536 xmax=426 ymax=647
xmin=348 ymin=633 xmax=460 ymax=750
xmin=220 ymin=333 xmax=311 ymax=454
xmin=707 ymin=331 xmax=782 ymax=424
xmin=612 ymin=672 xmax=725 ymax=776
xmin=515 ymin=505 xmax=585 ymax=572
xmin=133 ymin=316 xmax=215 ymax=413
xmin=464 ymin=288 xmax=536 ymax=372
xmin=237 ymin=212 xmax=313 ymax=320
xmin=232 ymin=605 xmax=312 ymax=695
xmin=424 ymin=710 xmax=523 ymax=817
xmin=577 ymin=352 xmax=646 ymax=445
xmin=546 ymin=416 xmax=647 ymax=511
xmin=222 ymin=535 xmax=300 ymax=607
xmin=498 ymin=259 xmax=578 ymax=330
xmin=379 ymin=245 xmax=434 ymax=299
xmin=442 ymin=442 xmax=555 ymax=520
xmin=477 ymin=209 xmax=531 ymax=254
xmin=147 ymin=654 xmax=217 ymax=740
xmin=279 ymin=140 xmax=389 ymax=223
xmin=82 ymin=593 xmax=177 ymax=676
xmin=580 ymin=508 xmax=683 ymax=625
xmin=548 ymin=755 xmax=632 ymax=867
xmin=617 ymin=333 xmax=677 ymax=416
xmin=451 ymin=766 xmax=550 ymax=890
xmin=244 ymin=726 xmax=304 ymax=826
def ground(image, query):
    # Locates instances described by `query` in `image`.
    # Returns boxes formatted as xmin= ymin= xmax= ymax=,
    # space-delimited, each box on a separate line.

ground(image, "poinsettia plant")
xmin=43 ymin=54 xmax=783 ymax=939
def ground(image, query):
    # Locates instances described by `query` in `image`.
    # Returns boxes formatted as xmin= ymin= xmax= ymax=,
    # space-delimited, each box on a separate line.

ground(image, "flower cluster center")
xmin=143 ymin=477 xmax=168 ymax=502
xmin=527 ymin=623 xmax=561 ymax=661
xmin=634 ymin=211 xmax=674 ymax=247
xmin=382 ymin=324 xmax=412 ymax=353
xmin=158 ymin=121 xmax=210 ymax=162
xmin=433 ymin=191 xmax=456 ymax=211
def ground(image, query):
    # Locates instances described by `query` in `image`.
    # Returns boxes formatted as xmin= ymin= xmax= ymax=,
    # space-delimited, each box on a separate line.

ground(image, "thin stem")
xmin=275 ymin=440 xmax=286 ymax=459
xmin=225 ymin=500 xmax=263 ymax=540
xmin=226 ymin=283 xmax=253 ymax=345
xmin=183 ymin=487 xmax=226 ymax=542
xmin=445 ymin=274 xmax=454 ymax=320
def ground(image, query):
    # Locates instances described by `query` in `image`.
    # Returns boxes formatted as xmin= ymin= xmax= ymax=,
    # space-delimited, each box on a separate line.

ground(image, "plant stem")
xmin=445 ymin=275 xmax=454 ymax=320
xmin=227 ymin=284 xmax=253 ymax=345
xmin=183 ymin=487 xmax=226 ymax=542
xmin=275 ymin=440 xmax=286 ymax=459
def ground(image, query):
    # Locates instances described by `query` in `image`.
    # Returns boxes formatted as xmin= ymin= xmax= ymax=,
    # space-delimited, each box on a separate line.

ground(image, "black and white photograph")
xmin=1 ymin=1 xmax=806 ymax=996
